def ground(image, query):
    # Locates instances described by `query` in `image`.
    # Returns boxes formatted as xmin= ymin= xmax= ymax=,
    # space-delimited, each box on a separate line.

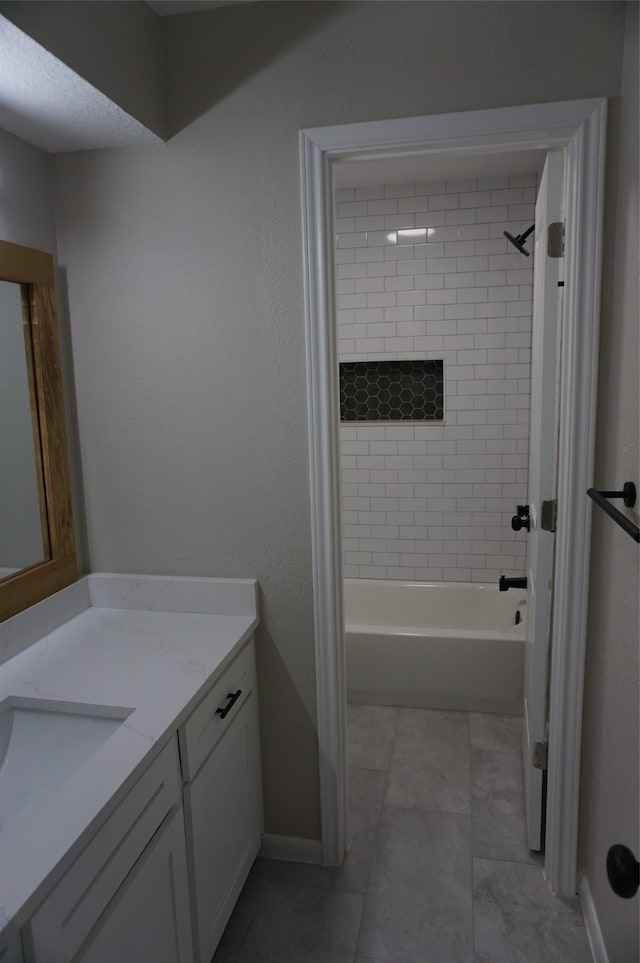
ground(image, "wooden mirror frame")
xmin=0 ymin=239 xmax=77 ymax=621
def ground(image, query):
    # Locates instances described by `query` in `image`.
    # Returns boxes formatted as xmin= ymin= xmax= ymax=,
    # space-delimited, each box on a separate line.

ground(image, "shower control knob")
xmin=511 ymin=507 xmax=530 ymax=532
xmin=511 ymin=514 xmax=530 ymax=532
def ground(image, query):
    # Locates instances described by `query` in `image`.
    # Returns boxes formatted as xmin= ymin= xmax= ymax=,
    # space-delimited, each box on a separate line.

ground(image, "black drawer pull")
xmin=215 ymin=689 xmax=242 ymax=719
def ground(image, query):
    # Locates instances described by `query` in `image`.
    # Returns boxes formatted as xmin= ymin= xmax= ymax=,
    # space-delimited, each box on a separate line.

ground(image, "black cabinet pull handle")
xmin=607 ymin=845 xmax=639 ymax=899
xmin=215 ymin=689 xmax=242 ymax=719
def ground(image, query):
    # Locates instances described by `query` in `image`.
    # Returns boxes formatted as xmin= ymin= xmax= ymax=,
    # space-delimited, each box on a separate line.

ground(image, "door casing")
xmin=299 ymin=98 xmax=607 ymax=897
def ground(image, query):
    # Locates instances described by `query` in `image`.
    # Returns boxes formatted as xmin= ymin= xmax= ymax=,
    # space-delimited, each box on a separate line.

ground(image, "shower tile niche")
xmin=335 ymin=173 xmax=537 ymax=583
xmin=340 ymin=359 xmax=444 ymax=422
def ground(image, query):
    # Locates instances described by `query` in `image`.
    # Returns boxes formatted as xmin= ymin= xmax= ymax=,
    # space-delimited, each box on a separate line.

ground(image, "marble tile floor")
xmin=213 ymin=705 xmax=592 ymax=963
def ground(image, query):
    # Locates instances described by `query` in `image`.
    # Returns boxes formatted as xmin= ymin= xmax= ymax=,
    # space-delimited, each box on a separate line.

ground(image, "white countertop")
xmin=0 ymin=574 xmax=259 ymax=942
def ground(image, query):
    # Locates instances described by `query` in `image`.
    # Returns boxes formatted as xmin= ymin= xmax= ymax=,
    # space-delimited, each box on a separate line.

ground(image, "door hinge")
xmin=533 ymin=741 xmax=548 ymax=770
xmin=541 ymin=499 xmax=558 ymax=532
xmin=548 ymin=221 xmax=565 ymax=258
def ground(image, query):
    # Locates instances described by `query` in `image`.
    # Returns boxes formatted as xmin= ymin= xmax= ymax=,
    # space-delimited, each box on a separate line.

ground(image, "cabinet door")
xmin=27 ymin=740 xmax=181 ymax=963
xmin=184 ymin=693 xmax=263 ymax=963
xmin=77 ymin=810 xmax=193 ymax=963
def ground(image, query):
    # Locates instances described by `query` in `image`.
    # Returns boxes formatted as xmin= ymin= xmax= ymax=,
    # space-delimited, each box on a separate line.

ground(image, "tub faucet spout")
xmin=499 ymin=575 xmax=528 ymax=592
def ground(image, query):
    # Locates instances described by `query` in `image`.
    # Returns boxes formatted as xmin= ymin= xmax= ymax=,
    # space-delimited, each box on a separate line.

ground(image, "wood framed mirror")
xmin=0 ymin=239 xmax=77 ymax=621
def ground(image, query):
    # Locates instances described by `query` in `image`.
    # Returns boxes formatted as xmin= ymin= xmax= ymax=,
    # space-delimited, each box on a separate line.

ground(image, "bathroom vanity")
xmin=0 ymin=573 xmax=262 ymax=963
xmin=0 ymin=234 xmax=263 ymax=961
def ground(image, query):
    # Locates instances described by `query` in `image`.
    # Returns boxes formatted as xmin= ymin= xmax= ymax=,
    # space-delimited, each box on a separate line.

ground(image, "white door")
xmin=522 ymin=150 xmax=565 ymax=852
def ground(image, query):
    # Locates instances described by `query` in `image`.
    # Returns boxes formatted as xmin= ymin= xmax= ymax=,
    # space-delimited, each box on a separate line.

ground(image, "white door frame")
xmin=299 ymin=98 xmax=607 ymax=897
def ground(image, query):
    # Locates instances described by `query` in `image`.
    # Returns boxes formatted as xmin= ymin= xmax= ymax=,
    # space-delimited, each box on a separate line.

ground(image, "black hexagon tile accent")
xmin=340 ymin=360 xmax=444 ymax=422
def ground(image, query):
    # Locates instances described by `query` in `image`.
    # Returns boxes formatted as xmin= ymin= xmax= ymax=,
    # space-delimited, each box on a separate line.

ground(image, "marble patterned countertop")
xmin=0 ymin=573 xmax=259 ymax=943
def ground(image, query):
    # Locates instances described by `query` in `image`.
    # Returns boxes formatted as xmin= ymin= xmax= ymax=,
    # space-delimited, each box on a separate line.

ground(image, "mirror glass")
xmin=0 ymin=280 xmax=47 ymax=579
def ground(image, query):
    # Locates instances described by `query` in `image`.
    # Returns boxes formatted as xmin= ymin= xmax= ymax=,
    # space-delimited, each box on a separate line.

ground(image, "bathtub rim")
xmin=344 ymin=576 xmax=528 ymax=638
xmin=344 ymin=576 xmax=517 ymax=594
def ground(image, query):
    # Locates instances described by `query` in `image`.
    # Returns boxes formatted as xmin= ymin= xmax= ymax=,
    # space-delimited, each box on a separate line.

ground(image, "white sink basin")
xmin=0 ymin=697 xmax=133 ymax=837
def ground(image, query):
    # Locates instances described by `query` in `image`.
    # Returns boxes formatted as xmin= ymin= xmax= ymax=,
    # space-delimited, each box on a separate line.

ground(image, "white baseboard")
xmin=260 ymin=833 xmax=323 ymax=864
xmin=580 ymin=876 xmax=610 ymax=963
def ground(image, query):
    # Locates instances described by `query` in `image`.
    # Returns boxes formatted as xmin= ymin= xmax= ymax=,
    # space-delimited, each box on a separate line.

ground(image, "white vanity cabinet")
xmin=12 ymin=631 xmax=262 ymax=963
xmin=180 ymin=638 xmax=263 ymax=963
xmin=24 ymin=740 xmax=193 ymax=963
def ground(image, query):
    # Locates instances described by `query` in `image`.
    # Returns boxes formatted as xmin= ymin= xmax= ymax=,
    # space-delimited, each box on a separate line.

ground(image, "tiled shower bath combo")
xmin=336 ymin=172 xmax=537 ymax=712
xmin=336 ymin=174 xmax=535 ymax=584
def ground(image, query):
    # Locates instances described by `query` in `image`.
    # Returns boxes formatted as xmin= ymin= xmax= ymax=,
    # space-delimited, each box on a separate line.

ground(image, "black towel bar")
xmin=587 ymin=482 xmax=639 ymax=543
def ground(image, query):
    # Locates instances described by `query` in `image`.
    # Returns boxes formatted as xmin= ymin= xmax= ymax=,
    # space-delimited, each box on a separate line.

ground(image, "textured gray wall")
xmin=579 ymin=3 xmax=639 ymax=958
xmin=0 ymin=127 xmax=57 ymax=250
xmin=51 ymin=1 xmax=625 ymax=841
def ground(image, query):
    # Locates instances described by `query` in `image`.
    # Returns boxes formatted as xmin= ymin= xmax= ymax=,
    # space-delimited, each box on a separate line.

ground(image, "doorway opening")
xmin=333 ymin=147 xmax=565 ymax=862
xmin=300 ymin=99 xmax=607 ymax=898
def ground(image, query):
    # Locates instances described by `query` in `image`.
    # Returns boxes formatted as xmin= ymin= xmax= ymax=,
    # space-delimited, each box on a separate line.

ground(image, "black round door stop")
xmin=606 ymin=844 xmax=639 ymax=899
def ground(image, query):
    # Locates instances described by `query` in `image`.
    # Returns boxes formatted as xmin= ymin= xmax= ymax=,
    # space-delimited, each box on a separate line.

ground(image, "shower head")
xmin=504 ymin=224 xmax=535 ymax=257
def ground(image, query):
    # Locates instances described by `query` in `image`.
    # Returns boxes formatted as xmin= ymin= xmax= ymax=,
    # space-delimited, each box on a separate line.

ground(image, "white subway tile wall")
xmin=336 ymin=174 xmax=537 ymax=582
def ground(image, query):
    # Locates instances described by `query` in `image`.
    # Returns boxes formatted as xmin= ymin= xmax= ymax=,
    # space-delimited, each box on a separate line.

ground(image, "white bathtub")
xmin=345 ymin=578 xmax=526 ymax=714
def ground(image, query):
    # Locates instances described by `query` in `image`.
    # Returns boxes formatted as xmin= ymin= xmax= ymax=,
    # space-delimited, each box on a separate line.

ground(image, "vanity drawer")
xmin=179 ymin=638 xmax=256 ymax=782
xmin=26 ymin=738 xmax=181 ymax=963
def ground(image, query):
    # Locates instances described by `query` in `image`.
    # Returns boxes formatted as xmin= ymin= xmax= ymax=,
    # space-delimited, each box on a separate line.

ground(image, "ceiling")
xmin=0 ymin=0 xmax=255 ymax=153
xmin=0 ymin=16 xmax=160 ymax=153
xmin=333 ymin=148 xmax=546 ymax=189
